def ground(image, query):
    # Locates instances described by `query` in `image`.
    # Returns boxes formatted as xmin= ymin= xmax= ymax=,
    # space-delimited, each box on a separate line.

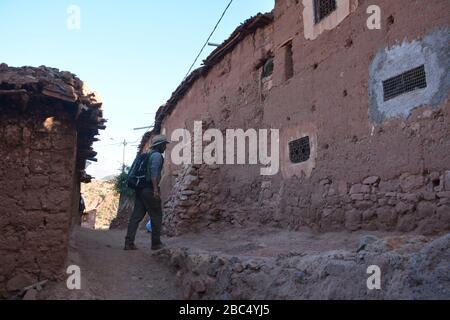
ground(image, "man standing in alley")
xmin=124 ymin=135 xmax=170 ymax=251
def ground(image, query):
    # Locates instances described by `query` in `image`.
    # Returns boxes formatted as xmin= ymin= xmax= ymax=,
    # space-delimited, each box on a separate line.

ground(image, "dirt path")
xmin=40 ymin=227 xmax=181 ymax=300
xmin=166 ymin=225 xmax=406 ymax=257
xmin=38 ymin=224 xmax=421 ymax=300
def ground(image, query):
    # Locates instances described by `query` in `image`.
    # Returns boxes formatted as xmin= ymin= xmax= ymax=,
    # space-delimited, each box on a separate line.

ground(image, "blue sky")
xmin=0 ymin=0 xmax=274 ymax=179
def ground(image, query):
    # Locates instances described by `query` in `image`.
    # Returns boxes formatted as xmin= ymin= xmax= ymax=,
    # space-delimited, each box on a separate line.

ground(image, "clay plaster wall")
xmin=0 ymin=104 xmax=78 ymax=298
xmin=159 ymin=0 xmax=450 ymax=236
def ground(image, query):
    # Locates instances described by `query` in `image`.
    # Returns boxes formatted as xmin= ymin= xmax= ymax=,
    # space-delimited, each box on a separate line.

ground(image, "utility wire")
xmin=183 ymin=0 xmax=234 ymax=80
xmin=95 ymin=139 xmax=141 ymax=148
xmin=95 ymin=143 xmax=123 ymax=148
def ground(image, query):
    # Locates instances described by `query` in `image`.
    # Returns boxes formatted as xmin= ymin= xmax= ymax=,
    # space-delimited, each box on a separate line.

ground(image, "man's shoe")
xmin=124 ymin=243 xmax=138 ymax=251
xmin=151 ymin=243 xmax=165 ymax=251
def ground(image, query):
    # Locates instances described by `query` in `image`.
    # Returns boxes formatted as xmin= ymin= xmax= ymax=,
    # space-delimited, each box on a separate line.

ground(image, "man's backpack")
xmin=127 ymin=152 xmax=151 ymax=190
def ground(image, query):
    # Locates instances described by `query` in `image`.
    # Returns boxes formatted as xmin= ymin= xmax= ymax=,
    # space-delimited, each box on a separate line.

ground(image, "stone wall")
xmin=314 ymin=170 xmax=450 ymax=234
xmin=155 ymin=233 xmax=450 ymax=300
xmin=0 ymin=105 xmax=78 ymax=298
xmin=163 ymin=165 xmax=223 ymax=236
xmin=156 ymin=0 xmax=450 ymax=236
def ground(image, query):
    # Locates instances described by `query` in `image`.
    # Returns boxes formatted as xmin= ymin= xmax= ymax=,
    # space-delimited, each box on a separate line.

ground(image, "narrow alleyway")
xmin=2 ymin=0 xmax=449 ymax=303
xmin=38 ymin=225 xmax=373 ymax=300
xmin=36 ymin=224 xmax=449 ymax=300
xmin=39 ymin=227 xmax=181 ymax=300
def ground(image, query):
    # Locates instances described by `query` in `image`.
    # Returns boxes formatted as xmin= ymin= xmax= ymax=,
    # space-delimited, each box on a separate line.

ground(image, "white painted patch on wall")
xmin=302 ymin=0 xmax=358 ymax=40
xmin=368 ymin=28 xmax=450 ymax=124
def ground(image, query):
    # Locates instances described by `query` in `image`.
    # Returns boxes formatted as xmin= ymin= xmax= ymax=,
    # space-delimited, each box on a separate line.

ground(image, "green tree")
xmin=113 ymin=166 xmax=134 ymax=197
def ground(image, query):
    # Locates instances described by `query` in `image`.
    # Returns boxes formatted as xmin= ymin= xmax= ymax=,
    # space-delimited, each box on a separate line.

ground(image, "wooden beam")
xmin=0 ymin=89 xmax=27 ymax=95
xmin=79 ymin=150 xmax=98 ymax=158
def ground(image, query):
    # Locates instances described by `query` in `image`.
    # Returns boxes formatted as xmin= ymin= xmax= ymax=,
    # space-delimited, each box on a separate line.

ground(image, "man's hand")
xmin=151 ymin=177 xmax=160 ymax=199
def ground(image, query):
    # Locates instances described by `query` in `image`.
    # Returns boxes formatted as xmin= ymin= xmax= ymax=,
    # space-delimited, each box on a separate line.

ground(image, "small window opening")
xmin=262 ymin=57 xmax=274 ymax=79
xmin=383 ymin=65 xmax=427 ymax=101
xmin=289 ymin=136 xmax=311 ymax=164
xmin=314 ymin=0 xmax=337 ymax=24
xmin=284 ymin=41 xmax=294 ymax=81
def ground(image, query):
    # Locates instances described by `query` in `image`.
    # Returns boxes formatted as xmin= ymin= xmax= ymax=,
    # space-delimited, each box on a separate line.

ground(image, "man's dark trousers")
xmin=125 ymin=188 xmax=162 ymax=247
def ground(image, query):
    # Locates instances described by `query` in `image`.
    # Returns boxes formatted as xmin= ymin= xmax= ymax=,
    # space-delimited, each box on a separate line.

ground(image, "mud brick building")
xmin=141 ymin=0 xmax=450 ymax=236
xmin=0 ymin=64 xmax=105 ymax=298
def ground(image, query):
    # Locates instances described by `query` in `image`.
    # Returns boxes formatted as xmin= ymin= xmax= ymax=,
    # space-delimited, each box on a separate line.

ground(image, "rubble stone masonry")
xmin=153 ymin=0 xmax=450 ymax=237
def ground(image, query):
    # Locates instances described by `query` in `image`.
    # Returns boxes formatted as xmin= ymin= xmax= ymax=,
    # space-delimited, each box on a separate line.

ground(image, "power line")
xmin=95 ymin=138 xmax=141 ymax=148
xmin=95 ymin=143 xmax=123 ymax=148
xmin=183 ymin=0 xmax=234 ymax=80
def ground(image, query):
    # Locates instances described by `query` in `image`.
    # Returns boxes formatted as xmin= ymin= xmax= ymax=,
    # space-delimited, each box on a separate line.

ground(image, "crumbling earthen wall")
xmin=0 ymin=105 xmax=77 ymax=297
xmin=160 ymin=21 xmax=275 ymax=235
xmin=157 ymin=0 xmax=450 ymax=236
xmin=0 ymin=65 xmax=104 ymax=298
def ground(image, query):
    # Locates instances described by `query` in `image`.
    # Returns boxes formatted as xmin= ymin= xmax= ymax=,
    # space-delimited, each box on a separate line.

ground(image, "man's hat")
xmin=151 ymin=134 xmax=170 ymax=148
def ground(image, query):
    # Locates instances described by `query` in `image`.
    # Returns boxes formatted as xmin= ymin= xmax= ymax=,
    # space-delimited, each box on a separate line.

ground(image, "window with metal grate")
xmin=314 ymin=0 xmax=337 ymax=24
xmin=289 ymin=137 xmax=311 ymax=164
xmin=383 ymin=65 xmax=427 ymax=101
